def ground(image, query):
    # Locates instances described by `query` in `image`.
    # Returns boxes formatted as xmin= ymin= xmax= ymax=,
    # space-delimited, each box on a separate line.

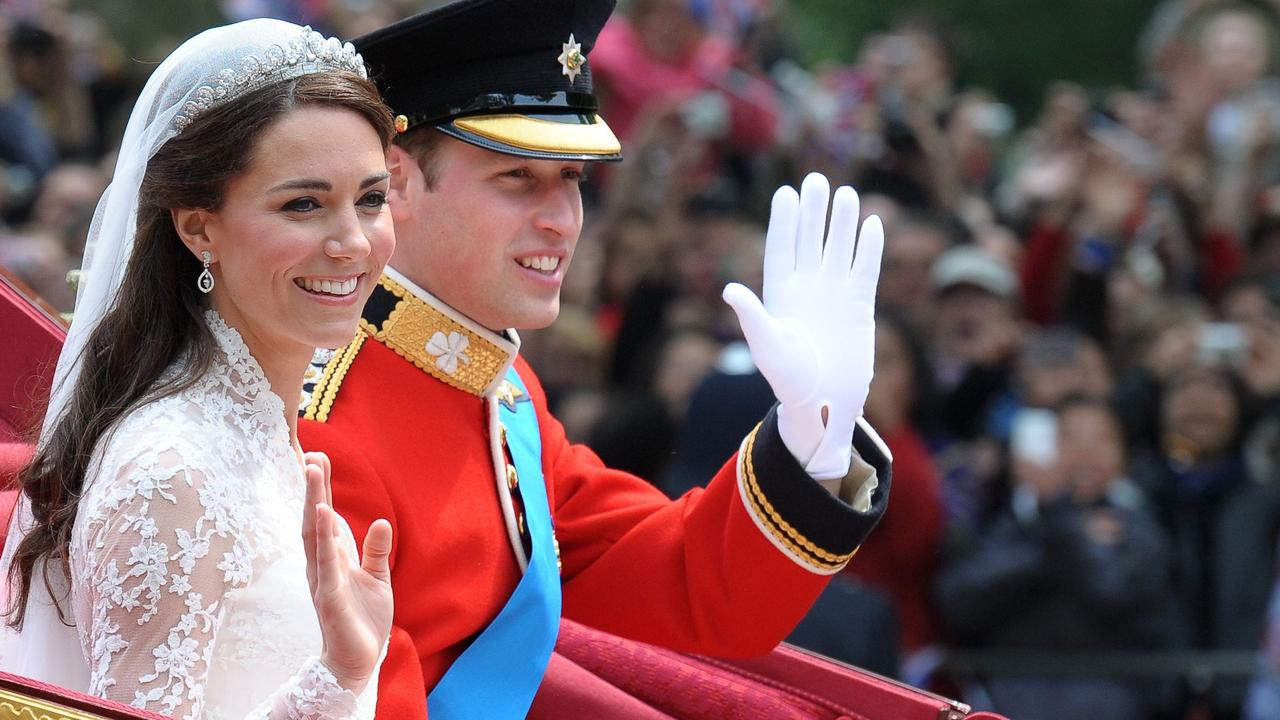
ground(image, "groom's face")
xmin=387 ymin=135 xmax=585 ymax=332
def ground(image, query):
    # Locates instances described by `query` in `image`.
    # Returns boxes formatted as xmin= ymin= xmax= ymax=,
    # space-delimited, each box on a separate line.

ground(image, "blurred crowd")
xmin=6 ymin=0 xmax=1280 ymax=718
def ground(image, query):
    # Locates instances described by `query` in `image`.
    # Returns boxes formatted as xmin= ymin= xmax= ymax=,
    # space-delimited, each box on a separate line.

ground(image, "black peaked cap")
xmin=354 ymin=0 xmax=621 ymax=160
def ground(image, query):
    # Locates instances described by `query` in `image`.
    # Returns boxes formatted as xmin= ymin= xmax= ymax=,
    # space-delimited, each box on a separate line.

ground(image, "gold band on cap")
xmin=452 ymin=113 xmax=621 ymax=156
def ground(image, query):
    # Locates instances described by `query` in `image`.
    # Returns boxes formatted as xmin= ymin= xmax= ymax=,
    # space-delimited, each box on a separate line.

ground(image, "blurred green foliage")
xmin=70 ymin=0 xmax=223 ymax=59
xmin=788 ymin=0 xmax=1165 ymax=123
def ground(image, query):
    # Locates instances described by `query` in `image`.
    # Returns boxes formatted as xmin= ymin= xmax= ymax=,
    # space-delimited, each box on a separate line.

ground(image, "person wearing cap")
xmin=298 ymin=0 xmax=892 ymax=717
xmin=930 ymin=245 xmax=1022 ymax=409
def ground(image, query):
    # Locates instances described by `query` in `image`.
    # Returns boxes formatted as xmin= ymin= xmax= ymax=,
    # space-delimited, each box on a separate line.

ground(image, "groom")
xmin=299 ymin=0 xmax=892 ymax=717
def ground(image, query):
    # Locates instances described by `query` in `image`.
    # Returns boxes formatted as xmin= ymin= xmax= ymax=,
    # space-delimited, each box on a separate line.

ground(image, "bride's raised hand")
xmin=301 ymin=450 xmax=394 ymax=695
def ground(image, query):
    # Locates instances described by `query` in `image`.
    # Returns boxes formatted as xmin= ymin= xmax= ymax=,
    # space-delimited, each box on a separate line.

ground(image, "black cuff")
xmin=737 ymin=405 xmax=892 ymax=574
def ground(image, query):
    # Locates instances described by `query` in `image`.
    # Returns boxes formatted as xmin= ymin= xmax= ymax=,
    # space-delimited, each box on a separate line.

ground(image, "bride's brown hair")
xmin=4 ymin=71 xmax=393 ymax=628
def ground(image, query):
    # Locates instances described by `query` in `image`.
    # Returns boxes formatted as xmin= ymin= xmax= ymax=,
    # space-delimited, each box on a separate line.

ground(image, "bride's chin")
xmin=310 ymin=324 xmax=363 ymax=351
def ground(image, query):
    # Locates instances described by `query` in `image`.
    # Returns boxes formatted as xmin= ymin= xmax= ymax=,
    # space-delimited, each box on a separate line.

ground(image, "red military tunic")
xmin=298 ymin=270 xmax=891 ymax=718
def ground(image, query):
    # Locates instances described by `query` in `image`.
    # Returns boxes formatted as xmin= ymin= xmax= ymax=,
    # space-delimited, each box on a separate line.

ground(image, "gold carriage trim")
xmin=303 ymin=333 xmax=367 ymax=423
xmin=0 ymin=687 xmax=112 ymax=720
xmin=739 ymin=424 xmax=856 ymax=573
xmin=360 ymin=275 xmax=514 ymax=397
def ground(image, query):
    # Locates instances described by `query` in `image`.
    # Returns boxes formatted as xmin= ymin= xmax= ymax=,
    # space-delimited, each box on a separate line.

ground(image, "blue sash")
xmin=427 ymin=368 xmax=561 ymax=718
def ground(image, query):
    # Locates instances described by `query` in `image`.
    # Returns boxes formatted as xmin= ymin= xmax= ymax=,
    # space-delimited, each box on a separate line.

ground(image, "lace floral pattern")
xmin=69 ymin=311 xmax=376 ymax=720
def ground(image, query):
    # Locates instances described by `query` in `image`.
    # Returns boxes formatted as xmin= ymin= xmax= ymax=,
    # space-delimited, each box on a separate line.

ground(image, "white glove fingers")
xmin=849 ymin=214 xmax=885 ymax=304
xmin=822 ymin=185 xmax=859 ymax=280
xmin=763 ymin=185 xmax=800 ymax=297
xmin=795 ymin=173 xmax=831 ymax=273
xmin=723 ymin=282 xmax=783 ymax=356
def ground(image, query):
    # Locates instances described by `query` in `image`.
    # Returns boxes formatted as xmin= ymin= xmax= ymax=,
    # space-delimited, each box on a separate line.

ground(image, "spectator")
xmin=927 ymin=245 xmax=1021 ymax=531
xmin=878 ymin=210 xmax=953 ymax=332
xmin=1133 ymin=363 xmax=1280 ymax=714
xmin=936 ymin=397 xmax=1182 ymax=720
xmin=930 ymin=244 xmax=1021 ymax=438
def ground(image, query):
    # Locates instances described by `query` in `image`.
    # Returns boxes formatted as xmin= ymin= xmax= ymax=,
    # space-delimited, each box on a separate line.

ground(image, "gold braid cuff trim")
xmin=739 ymin=423 xmax=856 ymax=573
xmin=0 ymin=689 xmax=110 ymax=720
xmin=303 ymin=332 xmax=367 ymax=423
xmin=360 ymin=275 xmax=510 ymax=397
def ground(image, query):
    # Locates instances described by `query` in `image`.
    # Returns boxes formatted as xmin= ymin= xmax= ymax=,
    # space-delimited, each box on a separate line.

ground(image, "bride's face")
xmin=200 ymin=105 xmax=393 ymax=357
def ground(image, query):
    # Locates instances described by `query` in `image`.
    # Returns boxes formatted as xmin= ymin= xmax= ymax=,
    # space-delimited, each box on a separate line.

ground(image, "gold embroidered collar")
xmin=359 ymin=268 xmax=519 ymax=397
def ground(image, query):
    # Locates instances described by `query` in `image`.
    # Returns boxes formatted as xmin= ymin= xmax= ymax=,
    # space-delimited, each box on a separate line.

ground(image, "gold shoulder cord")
xmin=303 ymin=332 xmax=367 ymax=423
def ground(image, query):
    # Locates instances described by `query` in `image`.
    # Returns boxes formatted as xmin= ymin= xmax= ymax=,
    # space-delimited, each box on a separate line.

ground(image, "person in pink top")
xmin=590 ymin=0 xmax=778 ymax=151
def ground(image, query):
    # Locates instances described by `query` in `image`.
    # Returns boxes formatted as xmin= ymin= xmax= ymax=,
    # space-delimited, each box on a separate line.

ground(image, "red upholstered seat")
xmin=0 ymin=268 xmax=63 ymax=449
xmin=0 ymin=266 xmax=61 ymax=551
xmin=0 ymin=489 xmax=15 ymax=545
xmin=0 ymin=444 xmax=32 ymax=493
xmin=530 ymin=619 xmax=1008 ymax=719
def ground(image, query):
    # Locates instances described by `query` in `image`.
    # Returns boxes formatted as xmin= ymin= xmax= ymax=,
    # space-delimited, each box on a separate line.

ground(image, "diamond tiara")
xmin=173 ymin=26 xmax=367 ymax=133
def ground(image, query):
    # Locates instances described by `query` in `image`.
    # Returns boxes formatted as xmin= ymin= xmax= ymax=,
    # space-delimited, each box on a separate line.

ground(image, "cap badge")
xmin=557 ymin=33 xmax=585 ymax=83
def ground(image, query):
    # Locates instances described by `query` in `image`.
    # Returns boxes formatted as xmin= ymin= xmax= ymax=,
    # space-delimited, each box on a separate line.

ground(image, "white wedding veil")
xmin=0 ymin=18 xmax=366 ymax=689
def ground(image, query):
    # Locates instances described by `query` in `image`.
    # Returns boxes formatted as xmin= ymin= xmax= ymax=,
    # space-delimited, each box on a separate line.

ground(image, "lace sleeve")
xmin=73 ymin=445 xmax=363 ymax=720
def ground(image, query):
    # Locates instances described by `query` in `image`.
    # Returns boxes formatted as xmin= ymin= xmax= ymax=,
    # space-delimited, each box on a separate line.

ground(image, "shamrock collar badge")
xmin=557 ymin=33 xmax=585 ymax=83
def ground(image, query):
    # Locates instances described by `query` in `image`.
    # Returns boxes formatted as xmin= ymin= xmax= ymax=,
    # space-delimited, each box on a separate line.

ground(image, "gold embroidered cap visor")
xmin=440 ymin=112 xmax=621 ymax=161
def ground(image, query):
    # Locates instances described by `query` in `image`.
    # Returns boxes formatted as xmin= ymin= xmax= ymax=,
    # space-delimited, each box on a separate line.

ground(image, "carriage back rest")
xmin=0 ymin=270 xmax=64 ymax=451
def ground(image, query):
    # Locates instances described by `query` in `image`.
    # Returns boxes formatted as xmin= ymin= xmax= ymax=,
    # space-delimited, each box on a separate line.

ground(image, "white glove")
xmin=723 ymin=173 xmax=883 ymax=480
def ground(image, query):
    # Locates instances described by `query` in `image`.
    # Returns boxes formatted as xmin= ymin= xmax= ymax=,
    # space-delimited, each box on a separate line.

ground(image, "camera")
xmin=1197 ymin=322 xmax=1249 ymax=366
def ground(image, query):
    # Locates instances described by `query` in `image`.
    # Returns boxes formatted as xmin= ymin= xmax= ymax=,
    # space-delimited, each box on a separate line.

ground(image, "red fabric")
xmin=0 ymin=272 xmax=64 ymax=441
xmin=0 ymin=443 xmax=32 ymax=491
xmin=841 ymin=425 xmax=943 ymax=652
xmin=529 ymin=649 xmax=674 ymax=719
xmin=530 ymin=619 xmax=1003 ymax=720
xmin=1201 ymin=228 xmax=1246 ymax=303
xmin=1018 ymin=221 xmax=1072 ymax=326
xmin=0 ymin=670 xmax=169 ymax=720
xmin=299 ymin=340 xmax=834 ymax=718
xmin=0 ymin=489 xmax=15 ymax=554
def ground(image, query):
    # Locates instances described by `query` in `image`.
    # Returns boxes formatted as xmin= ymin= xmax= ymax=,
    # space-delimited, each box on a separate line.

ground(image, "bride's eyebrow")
xmin=269 ymin=178 xmax=331 ymax=193
xmin=267 ymin=172 xmax=389 ymax=193
xmin=360 ymin=172 xmax=390 ymax=188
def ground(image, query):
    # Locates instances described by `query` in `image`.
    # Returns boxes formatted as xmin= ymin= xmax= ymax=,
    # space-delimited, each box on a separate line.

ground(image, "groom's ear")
xmin=385 ymin=145 xmax=418 ymax=224
xmin=172 ymin=208 xmax=215 ymax=260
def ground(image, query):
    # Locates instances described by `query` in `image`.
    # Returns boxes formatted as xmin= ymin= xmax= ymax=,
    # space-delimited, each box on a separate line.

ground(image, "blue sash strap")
xmin=427 ymin=367 xmax=561 ymax=718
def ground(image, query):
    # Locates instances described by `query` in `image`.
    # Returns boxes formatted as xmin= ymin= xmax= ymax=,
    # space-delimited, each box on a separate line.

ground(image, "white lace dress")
xmin=66 ymin=311 xmax=379 ymax=720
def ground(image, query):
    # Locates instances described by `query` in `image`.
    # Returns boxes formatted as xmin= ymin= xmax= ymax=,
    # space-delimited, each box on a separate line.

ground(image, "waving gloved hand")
xmin=722 ymin=173 xmax=883 ymax=480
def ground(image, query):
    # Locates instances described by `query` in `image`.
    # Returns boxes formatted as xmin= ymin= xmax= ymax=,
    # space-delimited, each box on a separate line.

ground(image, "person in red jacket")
xmin=298 ymin=1 xmax=893 ymax=717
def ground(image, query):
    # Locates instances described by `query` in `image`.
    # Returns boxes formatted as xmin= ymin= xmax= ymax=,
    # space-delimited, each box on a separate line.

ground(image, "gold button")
xmin=517 ymin=513 xmax=525 ymax=534
xmin=499 ymin=423 xmax=508 ymax=445
xmin=506 ymin=464 xmax=519 ymax=490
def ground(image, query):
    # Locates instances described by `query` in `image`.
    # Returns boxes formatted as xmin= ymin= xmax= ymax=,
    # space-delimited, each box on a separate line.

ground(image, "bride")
xmin=0 ymin=19 xmax=398 ymax=720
